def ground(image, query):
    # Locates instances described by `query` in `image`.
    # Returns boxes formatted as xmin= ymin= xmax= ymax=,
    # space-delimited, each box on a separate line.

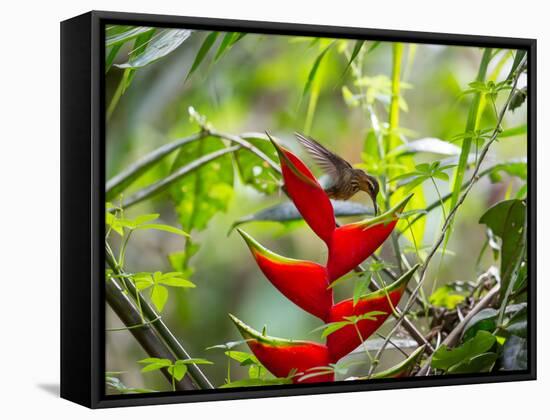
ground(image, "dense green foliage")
xmin=104 ymin=25 xmax=528 ymax=393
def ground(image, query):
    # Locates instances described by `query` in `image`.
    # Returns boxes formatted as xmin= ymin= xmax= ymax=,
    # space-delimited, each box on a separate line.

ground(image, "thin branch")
xmin=120 ymin=145 xmax=240 ymax=209
xmin=207 ymin=129 xmax=282 ymax=175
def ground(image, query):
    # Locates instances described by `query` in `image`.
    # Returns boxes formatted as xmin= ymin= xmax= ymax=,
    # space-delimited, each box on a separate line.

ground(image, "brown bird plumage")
xmin=295 ymin=133 xmax=380 ymax=214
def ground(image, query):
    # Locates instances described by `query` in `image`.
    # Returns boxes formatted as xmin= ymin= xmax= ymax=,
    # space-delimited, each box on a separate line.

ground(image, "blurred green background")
xmin=105 ymin=26 xmax=527 ymax=391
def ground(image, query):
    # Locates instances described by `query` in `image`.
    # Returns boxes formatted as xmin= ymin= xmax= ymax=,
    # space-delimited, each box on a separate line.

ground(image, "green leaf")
xmin=448 ymin=352 xmax=498 ymax=374
xmin=505 ymin=305 xmax=527 ymax=338
xmin=462 ymin=308 xmax=498 ymax=341
xmin=186 ymin=32 xmax=219 ymax=81
xmin=489 ymin=159 xmax=527 ymax=182
xmin=167 ymin=364 xmax=188 ymax=381
xmin=303 ymin=42 xmax=334 ymax=97
xmin=133 ymin=213 xmax=160 ymax=225
xmin=367 ymin=41 xmax=381 ymax=53
xmin=106 ymin=44 xmax=123 ymax=72
xmin=179 ymin=358 xmax=214 ymax=365
xmin=158 ymin=277 xmax=196 ymax=288
xmin=429 ymin=285 xmax=466 ymax=309
xmin=343 ymin=40 xmax=364 ymax=75
xmin=479 ymin=199 xmax=526 ymax=303
xmin=141 ymin=362 xmax=170 ymax=373
xmin=220 ymin=377 xmax=292 ymax=388
xmin=230 ymin=200 xmax=373 ymax=231
xmin=138 ymin=357 xmax=170 ymax=365
xmin=150 ymin=284 xmax=169 ymax=312
xmin=499 ymin=124 xmax=527 ymax=138
xmin=134 ymin=223 xmax=190 ymax=237
xmin=353 ymin=274 xmax=371 ymax=306
xmin=214 ymin=32 xmax=246 ymax=61
xmin=318 ymin=321 xmax=350 ymax=338
xmin=171 ymin=136 xmax=234 ymax=234
xmin=106 ymin=26 xmax=155 ymax=47
xmin=234 ymin=134 xmax=280 ymax=194
xmin=133 ymin=273 xmax=154 ymax=291
xmin=116 ymin=29 xmax=191 ymax=69
xmin=224 ymin=351 xmax=260 ymax=365
xmin=432 ymin=331 xmax=496 ymax=371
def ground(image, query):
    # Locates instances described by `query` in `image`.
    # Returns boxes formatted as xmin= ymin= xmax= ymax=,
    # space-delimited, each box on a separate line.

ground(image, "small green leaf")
xmin=342 ymin=40 xmax=364 ymax=75
xmin=353 ymin=274 xmax=371 ymax=306
xmin=186 ymin=32 xmax=219 ymax=81
xmin=158 ymin=277 xmax=196 ymax=288
xmin=224 ymin=351 xmax=259 ymax=365
xmin=429 ymin=285 xmax=466 ymax=309
xmin=319 ymin=321 xmax=350 ymax=338
xmin=303 ymin=42 xmax=334 ymax=97
xmin=432 ymin=331 xmax=496 ymax=371
xmin=167 ymin=364 xmax=188 ymax=381
xmin=134 ymin=223 xmax=190 ymax=236
xmin=133 ymin=213 xmax=160 ymax=225
xmin=150 ymin=284 xmax=169 ymax=312
xmin=499 ymin=124 xmax=527 ymax=138
xmin=448 ymin=352 xmax=498 ymax=373
xmin=179 ymin=358 xmax=214 ymax=365
xmin=138 ymin=357 xmax=170 ymax=365
xmin=462 ymin=308 xmax=498 ymax=341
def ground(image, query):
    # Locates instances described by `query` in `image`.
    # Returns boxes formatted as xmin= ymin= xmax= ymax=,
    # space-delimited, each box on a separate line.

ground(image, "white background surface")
xmin=1 ymin=0 xmax=546 ymax=418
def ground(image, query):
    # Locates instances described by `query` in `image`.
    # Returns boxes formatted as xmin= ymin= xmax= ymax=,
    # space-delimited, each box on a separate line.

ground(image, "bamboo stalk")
xmin=106 ymin=251 xmax=215 ymax=390
xmin=105 ymin=277 xmax=195 ymax=391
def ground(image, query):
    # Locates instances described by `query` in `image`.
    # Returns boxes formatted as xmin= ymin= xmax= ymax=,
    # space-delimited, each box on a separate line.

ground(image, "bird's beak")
xmin=372 ymin=197 xmax=379 ymax=216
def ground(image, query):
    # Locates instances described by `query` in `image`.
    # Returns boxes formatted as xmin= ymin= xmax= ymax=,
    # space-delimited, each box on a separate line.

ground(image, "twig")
xmin=106 ymin=131 xmax=206 ymax=198
xmin=366 ymin=57 xmax=525 ymax=377
xmin=207 ymin=129 xmax=282 ymax=175
xmin=416 ymin=284 xmax=500 ymax=376
xmin=121 ymin=145 xmax=240 ymax=209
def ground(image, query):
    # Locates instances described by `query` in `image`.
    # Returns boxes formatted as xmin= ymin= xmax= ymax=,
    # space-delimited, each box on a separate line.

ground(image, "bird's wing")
xmin=294 ymin=132 xmax=352 ymax=178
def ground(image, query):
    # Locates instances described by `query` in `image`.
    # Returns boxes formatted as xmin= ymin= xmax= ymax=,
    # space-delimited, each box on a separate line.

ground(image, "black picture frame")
xmin=60 ymin=10 xmax=537 ymax=409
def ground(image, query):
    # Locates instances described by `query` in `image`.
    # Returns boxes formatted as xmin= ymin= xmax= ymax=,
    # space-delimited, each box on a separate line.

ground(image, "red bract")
xmin=267 ymin=133 xmax=335 ymax=246
xmin=238 ymin=229 xmax=332 ymax=321
xmin=229 ymin=314 xmax=333 ymax=383
xmin=231 ymin=134 xmax=417 ymax=384
xmin=326 ymin=194 xmax=414 ymax=282
xmin=326 ymin=265 xmax=418 ymax=362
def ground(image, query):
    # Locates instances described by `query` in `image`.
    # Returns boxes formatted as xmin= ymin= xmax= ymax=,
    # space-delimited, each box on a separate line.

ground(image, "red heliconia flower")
xmin=229 ymin=314 xmax=334 ymax=383
xmin=326 ymin=264 xmax=418 ymax=362
xmin=267 ymin=133 xmax=336 ymax=246
xmin=326 ymin=194 xmax=414 ymax=282
xmin=237 ymin=229 xmax=333 ymax=321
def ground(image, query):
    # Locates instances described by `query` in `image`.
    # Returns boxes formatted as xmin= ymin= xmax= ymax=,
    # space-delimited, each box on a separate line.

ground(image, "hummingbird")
xmin=295 ymin=133 xmax=380 ymax=215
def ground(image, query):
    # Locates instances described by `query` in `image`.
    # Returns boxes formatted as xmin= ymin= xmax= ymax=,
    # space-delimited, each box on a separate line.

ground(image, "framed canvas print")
xmin=60 ymin=10 xmax=536 ymax=408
